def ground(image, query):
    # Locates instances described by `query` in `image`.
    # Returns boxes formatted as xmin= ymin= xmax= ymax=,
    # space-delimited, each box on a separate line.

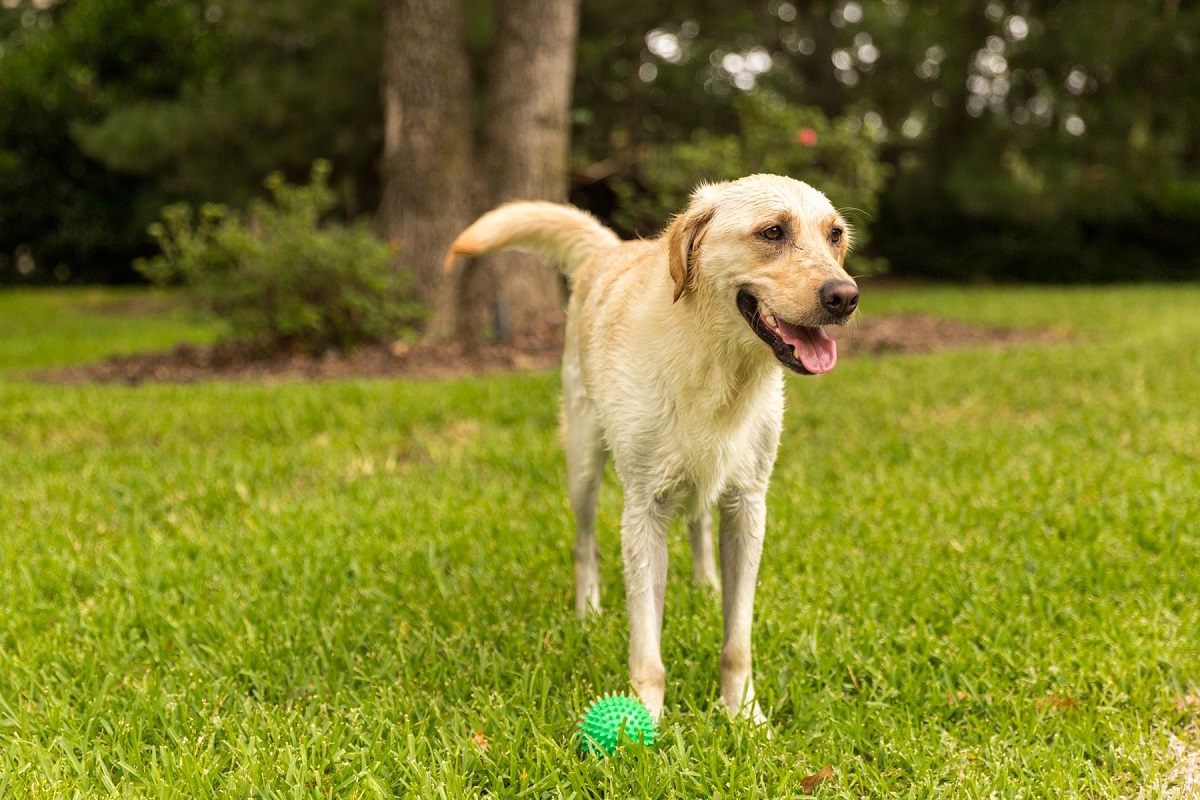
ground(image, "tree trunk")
xmin=456 ymin=0 xmax=582 ymax=341
xmin=378 ymin=0 xmax=474 ymax=339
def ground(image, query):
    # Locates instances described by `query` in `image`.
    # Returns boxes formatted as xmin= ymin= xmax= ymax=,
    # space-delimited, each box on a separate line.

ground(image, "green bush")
xmin=612 ymin=93 xmax=891 ymax=273
xmin=139 ymin=161 xmax=424 ymax=352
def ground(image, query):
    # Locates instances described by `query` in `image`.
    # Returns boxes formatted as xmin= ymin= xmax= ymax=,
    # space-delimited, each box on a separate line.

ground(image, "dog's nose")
xmin=820 ymin=281 xmax=859 ymax=317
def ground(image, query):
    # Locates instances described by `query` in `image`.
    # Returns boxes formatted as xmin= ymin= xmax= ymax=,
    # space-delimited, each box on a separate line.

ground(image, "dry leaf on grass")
xmin=472 ymin=730 xmax=489 ymax=751
xmin=800 ymin=764 xmax=834 ymax=794
xmin=1036 ymin=694 xmax=1079 ymax=711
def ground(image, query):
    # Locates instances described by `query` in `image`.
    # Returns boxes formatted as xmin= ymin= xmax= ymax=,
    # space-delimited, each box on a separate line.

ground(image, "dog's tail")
xmin=444 ymin=201 xmax=620 ymax=279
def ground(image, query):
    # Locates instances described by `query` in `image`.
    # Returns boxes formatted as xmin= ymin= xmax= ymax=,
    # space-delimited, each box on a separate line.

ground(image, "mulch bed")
xmin=38 ymin=314 xmax=1061 ymax=386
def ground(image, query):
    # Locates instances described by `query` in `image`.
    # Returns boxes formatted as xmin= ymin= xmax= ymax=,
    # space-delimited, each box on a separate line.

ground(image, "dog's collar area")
xmin=736 ymin=289 xmax=837 ymax=375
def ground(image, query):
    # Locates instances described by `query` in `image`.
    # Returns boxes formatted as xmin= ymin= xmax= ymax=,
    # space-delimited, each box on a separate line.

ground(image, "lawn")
xmin=1 ymin=284 xmax=1198 ymax=798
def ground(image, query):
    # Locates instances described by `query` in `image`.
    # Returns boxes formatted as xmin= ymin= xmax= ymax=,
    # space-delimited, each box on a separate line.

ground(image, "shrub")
xmin=139 ymin=160 xmax=427 ymax=352
xmin=139 ymin=161 xmax=424 ymax=352
xmin=612 ymin=93 xmax=891 ymax=273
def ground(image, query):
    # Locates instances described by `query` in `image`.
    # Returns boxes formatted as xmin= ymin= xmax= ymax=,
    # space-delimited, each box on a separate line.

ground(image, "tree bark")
xmin=455 ymin=0 xmax=582 ymax=341
xmin=378 ymin=0 xmax=474 ymax=339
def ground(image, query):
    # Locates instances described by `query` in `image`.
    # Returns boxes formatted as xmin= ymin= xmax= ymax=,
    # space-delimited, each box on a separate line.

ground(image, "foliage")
xmin=2 ymin=285 xmax=1200 ymax=795
xmin=3 ymin=0 xmax=1200 ymax=283
xmin=573 ymin=0 xmax=1200 ymax=281
xmin=138 ymin=162 xmax=423 ymax=353
xmin=0 ymin=0 xmax=215 ymax=284
xmin=0 ymin=0 xmax=380 ymax=284
xmin=72 ymin=0 xmax=382 ymax=211
xmin=611 ymin=93 xmax=890 ymax=272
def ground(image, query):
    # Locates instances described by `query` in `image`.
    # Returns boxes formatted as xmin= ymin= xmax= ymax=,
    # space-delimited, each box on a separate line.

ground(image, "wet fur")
xmin=445 ymin=175 xmax=857 ymax=722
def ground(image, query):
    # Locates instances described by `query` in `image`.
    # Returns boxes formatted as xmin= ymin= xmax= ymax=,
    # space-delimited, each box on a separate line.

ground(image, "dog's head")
xmin=664 ymin=174 xmax=858 ymax=376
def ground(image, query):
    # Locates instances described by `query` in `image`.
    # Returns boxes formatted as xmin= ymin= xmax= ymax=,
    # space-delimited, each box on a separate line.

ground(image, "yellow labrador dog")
xmin=445 ymin=175 xmax=858 ymax=722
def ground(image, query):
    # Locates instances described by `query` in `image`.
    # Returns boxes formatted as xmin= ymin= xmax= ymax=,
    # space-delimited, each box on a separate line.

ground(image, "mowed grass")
xmin=0 ymin=287 xmax=221 ymax=372
xmin=0 ymin=284 xmax=1198 ymax=798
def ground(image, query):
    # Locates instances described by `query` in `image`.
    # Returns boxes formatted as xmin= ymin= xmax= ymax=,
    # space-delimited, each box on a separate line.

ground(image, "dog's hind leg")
xmin=687 ymin=512 xmax=720 ymax=591
xmin=563 ymin=376 xmax=606 ymax=619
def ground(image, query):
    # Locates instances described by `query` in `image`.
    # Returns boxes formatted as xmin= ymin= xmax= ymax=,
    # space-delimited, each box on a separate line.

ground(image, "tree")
xmin=0 ymin=0 xmax=214 ymax=282
xmin=76 ymin=0 xmax=384 ymax=215
xmin=377 ymin=0 xmax=581 ymax=342
xmin=4 ymin=0 xmax=1196 ymax=289
xmin=377 ymin=0 xmax=473 ymax=340
xmin=0 ymin=0 xmax=384 ymax=284
xmin=571 ymin=0 xmax=1200 ymax=281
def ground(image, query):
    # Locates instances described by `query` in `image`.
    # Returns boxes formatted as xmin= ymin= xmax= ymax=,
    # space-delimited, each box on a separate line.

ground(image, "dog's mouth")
xmin=736 ymin=290 xmax=837 ymax=375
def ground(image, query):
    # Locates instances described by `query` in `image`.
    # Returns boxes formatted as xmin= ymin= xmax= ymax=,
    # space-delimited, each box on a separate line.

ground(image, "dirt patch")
xmin=37 ymin=314 xmax=1060 ymax=386
xmin=833 ymin=313 xmax=1062 ymax=356
xmin=41 ymin=323 xmax=566 ymax=385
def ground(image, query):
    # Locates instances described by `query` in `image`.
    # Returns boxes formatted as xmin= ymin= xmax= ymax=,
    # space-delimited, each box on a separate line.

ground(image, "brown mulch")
xmin=836 ymin=313 xmax=1063 ymax=356
xmin=38 ymin=314 xmax=1062 ymax=386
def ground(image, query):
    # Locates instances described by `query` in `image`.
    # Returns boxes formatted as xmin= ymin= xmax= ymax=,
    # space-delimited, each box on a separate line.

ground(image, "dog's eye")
xmin=761 ymin=225 xmax=784 ymax=241
xmin=830 ymin=227 xmax=844 ymax=246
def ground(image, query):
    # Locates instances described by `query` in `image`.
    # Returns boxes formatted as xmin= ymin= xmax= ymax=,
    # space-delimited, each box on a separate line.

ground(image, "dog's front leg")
xmin=620 ymin=492 xmax=675 ymax=721
xmin=717 ymin=486 xmax=768 ymax=723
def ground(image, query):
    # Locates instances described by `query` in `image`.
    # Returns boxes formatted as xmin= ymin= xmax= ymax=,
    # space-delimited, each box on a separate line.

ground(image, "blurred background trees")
xmin=2 ymin=0 xmax=1198 ymax=331
xmin=0 ymin=0 xmax=383 ymax=283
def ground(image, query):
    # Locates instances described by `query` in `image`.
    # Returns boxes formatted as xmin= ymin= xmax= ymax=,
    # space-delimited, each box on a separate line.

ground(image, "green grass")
xmin=1 ymin=284 xmax=1198 ymax=797
xmin=0 ymin=287 xmax=221 ymax=372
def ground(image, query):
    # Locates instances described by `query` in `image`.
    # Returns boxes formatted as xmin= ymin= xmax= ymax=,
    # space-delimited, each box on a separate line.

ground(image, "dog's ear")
xmin=666 ymin=203 xmax=716 ymax=303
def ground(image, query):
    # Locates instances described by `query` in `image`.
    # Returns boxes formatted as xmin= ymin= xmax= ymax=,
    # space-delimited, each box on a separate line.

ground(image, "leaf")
xmin=800 ymin=764 xmax=834 ymax=794
xmin=472 ymin=730 xmax=489 ymax=751
xmin=1036 ymin=694 xmax=1079 ymax=711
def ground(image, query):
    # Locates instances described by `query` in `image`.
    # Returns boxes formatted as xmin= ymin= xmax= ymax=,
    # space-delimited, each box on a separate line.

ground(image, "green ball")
xmin=577 ymin=692 xmax=657 ymax=757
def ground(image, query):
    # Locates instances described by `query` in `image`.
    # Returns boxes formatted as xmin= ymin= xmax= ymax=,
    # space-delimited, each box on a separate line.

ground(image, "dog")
xmin=445 ymin=174 xmax=859 ymax=722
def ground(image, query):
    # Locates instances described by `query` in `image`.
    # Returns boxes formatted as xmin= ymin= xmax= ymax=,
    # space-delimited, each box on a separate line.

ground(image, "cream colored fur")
xmin=446 ymin=174 xmax=858 ymax=723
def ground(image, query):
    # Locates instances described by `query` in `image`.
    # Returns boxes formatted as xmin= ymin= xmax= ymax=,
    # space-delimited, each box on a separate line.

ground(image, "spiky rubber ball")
xmin=577 ymin=692 xmax=657 ymax=757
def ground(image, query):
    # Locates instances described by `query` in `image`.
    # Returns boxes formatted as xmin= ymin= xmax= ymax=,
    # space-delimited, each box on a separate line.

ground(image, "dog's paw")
xmin=716 ymin=697 xmax=773 ymax=737
xmin=720 ymin=686 xmax=770 ymax=725
xmin=631 ymin=675 xmax=666 ymax=722
xmin=746 ymin=701 xmax=771 ymax=733
xmin=692 ymin=570 xmax=721 ymax=593
xmin=574 ymin=604 xmax=603 ymax=622
xmin=574 ymin=588 xmax=602 ymax=620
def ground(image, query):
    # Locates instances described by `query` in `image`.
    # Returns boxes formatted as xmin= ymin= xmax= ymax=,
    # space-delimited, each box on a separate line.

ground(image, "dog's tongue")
xmin=776 ymin=318 xmax=837 ymax=374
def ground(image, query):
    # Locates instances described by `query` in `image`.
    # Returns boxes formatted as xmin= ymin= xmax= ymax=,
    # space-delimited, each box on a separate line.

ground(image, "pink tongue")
xmin=776 ymin=318 xmax=837 ymax=374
